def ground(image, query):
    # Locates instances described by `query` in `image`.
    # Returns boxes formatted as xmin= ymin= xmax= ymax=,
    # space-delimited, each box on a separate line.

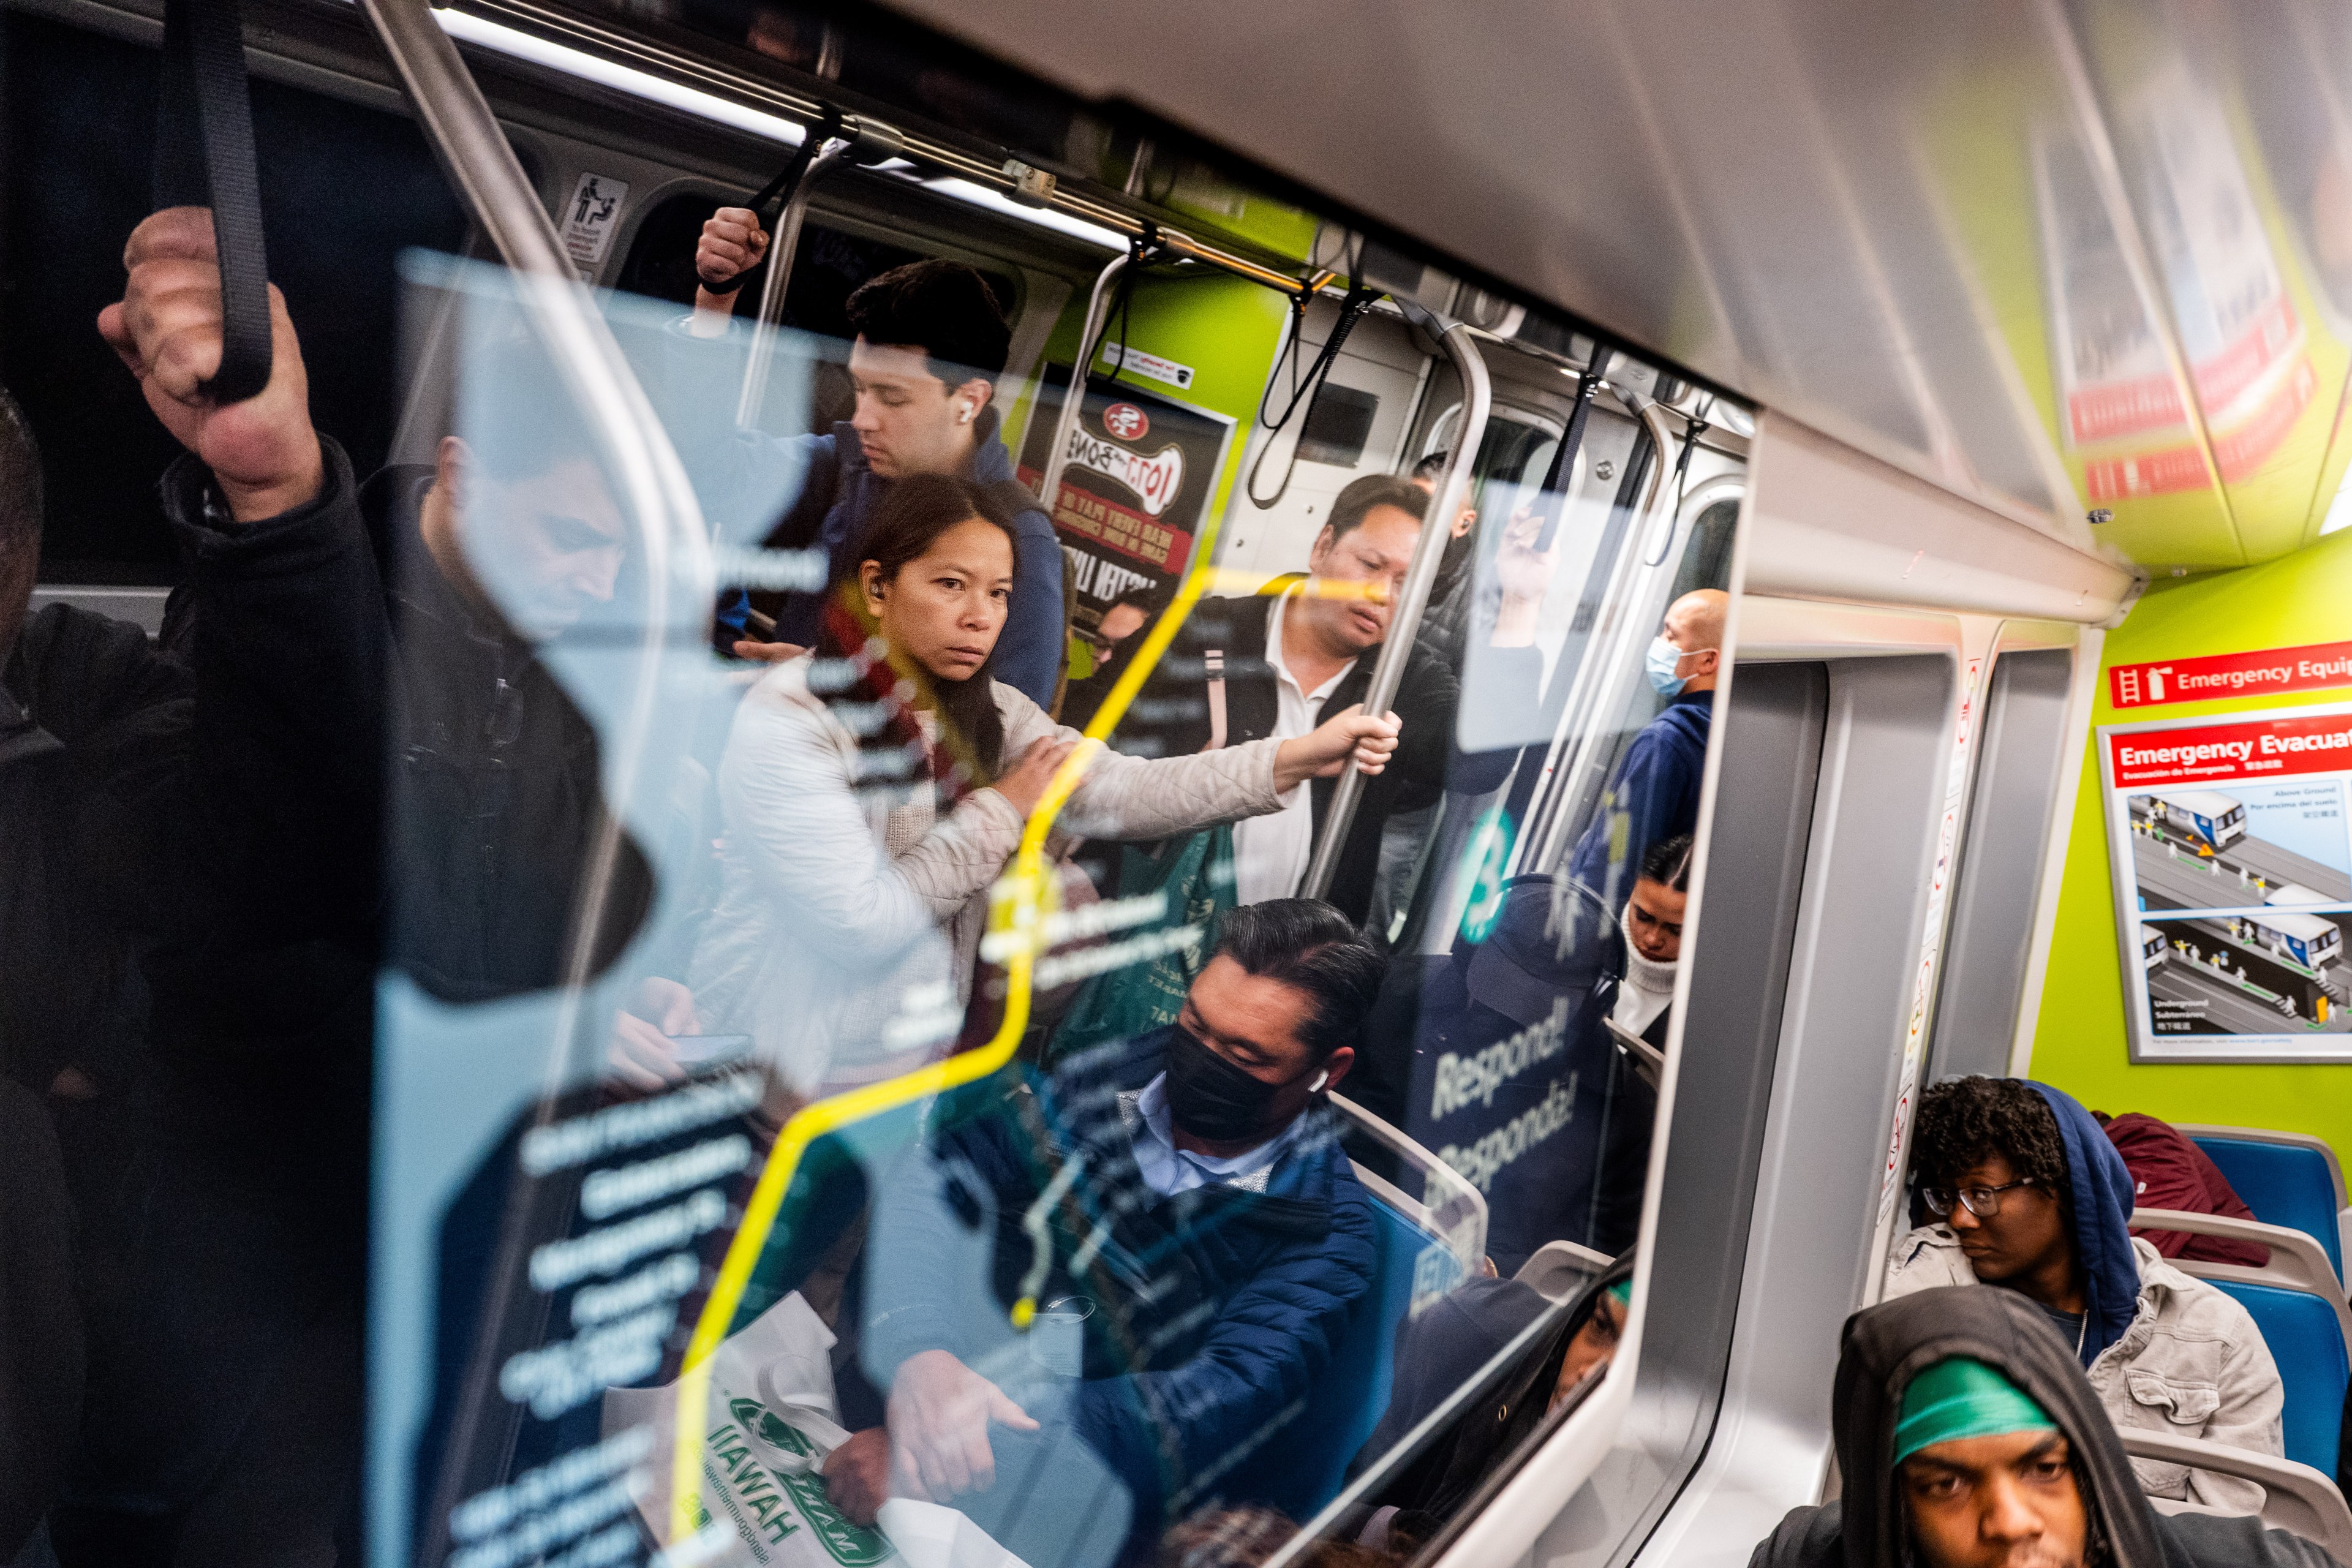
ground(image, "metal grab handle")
xmin=734 ymin=138 xmax=848 ymax=428
xmin=1036 ymin=249 xmax=1132 ymax=520
xmin=1300 ymin=303 xmax=1490 ymax=902
xmin=353 ymin=1 xmax=712 ymax=1556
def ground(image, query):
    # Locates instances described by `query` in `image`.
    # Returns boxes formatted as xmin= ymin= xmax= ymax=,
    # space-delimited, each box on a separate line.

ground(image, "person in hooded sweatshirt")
xmin=1748 ymin=1285 xmax=2337 ymax=1568
xmin=1884 ymin=1077 xmax=2284 ymax=1512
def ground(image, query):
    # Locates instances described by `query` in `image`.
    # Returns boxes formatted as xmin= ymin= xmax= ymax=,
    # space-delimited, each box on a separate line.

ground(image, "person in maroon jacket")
xmin=2093 ymin=1111 xmax=2270 ymax=1267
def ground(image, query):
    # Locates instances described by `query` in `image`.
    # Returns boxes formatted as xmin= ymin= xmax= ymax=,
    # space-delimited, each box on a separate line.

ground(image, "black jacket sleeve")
xmin=157 ymin=438 xmax=390 ymax=943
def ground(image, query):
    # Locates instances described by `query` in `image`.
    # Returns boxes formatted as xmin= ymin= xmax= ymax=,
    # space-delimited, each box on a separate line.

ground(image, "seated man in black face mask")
xmin=831 ymin=900 xmax=1387 ymax=1567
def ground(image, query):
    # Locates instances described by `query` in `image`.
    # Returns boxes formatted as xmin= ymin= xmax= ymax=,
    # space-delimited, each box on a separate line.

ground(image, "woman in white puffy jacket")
xmin=682 ymin=473 xmax=1398 ymax=1097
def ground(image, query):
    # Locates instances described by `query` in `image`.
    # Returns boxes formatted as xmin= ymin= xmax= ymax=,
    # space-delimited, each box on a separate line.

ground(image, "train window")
xmin=0 ymin=3 xmax=1749 ymax=1567
xmin=1297 ymin=383 xmax=1381 ymax=467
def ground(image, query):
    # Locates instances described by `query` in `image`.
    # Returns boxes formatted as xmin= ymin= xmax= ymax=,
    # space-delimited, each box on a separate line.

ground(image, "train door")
xmin=1466 ymin=416 xmax=2129 ymax=1567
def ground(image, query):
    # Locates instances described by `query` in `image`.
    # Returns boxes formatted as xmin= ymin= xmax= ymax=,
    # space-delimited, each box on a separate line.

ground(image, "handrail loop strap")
xmin=155 ymin=0 xmax=274 ymax=403
xmin=747 ymin=105 xmax=842 ymax=228
xmin=1532 ymin=343 xmax=1613 ymax=552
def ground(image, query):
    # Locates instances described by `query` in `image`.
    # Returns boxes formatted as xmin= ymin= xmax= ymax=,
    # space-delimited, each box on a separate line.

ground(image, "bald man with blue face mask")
xmin=1569 ymin=588 xmax=1725 ymax=908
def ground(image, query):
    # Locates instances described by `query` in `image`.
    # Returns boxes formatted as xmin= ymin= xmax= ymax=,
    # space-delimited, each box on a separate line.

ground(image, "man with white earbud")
xmin=1568 ymin=587 xmax=1725 ymax=910
xmin=682 ymin=215 xmax=1066 ymax=705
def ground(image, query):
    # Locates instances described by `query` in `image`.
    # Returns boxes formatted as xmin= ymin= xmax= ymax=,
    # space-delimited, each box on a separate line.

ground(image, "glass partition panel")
xmin=0 ymin=7 xmax=1751 ymax=1567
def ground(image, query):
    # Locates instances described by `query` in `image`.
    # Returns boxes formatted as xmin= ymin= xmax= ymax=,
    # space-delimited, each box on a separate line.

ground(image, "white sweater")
xmin=687 ymin=657 xmax=1284 ymax=1095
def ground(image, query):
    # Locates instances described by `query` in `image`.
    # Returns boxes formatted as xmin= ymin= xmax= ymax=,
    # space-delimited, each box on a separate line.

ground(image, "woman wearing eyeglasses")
xmin=1882 ymin=1076 xmax=2285 ymax=1514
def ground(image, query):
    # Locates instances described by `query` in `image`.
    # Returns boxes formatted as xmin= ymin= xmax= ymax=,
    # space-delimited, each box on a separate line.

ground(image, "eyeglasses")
xmin=1920 ymin=1178 xmax=2035 ymax=1218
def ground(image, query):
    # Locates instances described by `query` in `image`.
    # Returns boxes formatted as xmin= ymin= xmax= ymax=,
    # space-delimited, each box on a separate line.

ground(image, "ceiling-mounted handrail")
xmin=444 ymin=0 xmax=1321 ymax=300
xmin=1300 ymin=302 xmax=1490 ymax=902
xmin=353 ymin=0 xmax=714 ymax=1553
xmin=734 ymin=115 xmax=907 ymax=427
xmin=1519 ymin=401 xmax=1684 ymax=879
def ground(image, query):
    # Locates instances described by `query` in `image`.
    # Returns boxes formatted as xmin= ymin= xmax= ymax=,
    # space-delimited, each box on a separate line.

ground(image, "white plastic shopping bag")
xmin=602 ymin=1291 xmax=1030 ymax=1568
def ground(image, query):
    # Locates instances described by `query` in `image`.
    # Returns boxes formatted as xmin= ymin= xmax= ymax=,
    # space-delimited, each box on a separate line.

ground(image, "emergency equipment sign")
xmin=2109 ymin=639 xmax=2352 ymax=709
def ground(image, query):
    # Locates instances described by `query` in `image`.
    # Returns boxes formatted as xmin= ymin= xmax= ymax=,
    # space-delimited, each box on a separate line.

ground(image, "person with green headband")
xmin=1893 ymin=1358 xmax=2084 ymax=1568
xmin=1748 ymin=1286 xmax=2340 ymax=1568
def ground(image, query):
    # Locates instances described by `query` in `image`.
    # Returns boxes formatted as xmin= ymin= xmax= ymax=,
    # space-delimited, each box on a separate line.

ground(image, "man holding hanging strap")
xmin=682 ymin=212 xmax=1066 ymax=706
xmin=1113 ymin=474 xmax=1510 ymax=924
xmin=1749 ymin=1286 xmax=2338 ymax=1568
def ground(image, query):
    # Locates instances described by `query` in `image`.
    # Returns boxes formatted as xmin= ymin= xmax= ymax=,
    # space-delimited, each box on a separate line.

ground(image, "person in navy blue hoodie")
xmin=1569 ymin=588 xmax=1724 ymax=909
xmin=685 ymin=211 xmax=1065 ymax=705
xmin=827 ymin=900 xmax=1385 ymax=1567
xmin=1883 ymin=1077 xmax=2285 ymax=1512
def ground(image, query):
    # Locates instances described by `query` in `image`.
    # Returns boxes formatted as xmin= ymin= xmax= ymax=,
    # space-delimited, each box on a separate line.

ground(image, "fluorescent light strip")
xmin=435 ymin=9 xmax=804 ymax=143
xmin=433 ymin=10 xmax=1121 ymax=251
xmin=920 ymin=177 xmax=1123 ymax=250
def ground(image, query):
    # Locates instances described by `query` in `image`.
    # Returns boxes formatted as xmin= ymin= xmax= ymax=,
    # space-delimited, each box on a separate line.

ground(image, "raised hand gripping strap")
xmin=153 ymin=0 xmax=273 ymax=403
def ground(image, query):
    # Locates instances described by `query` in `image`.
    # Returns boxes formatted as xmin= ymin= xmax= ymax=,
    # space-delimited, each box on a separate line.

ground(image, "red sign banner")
xmin=2111 ymin=640 xmax=2352 ymax=709
xmin=2107 ymin=710 xmax=2352 ymax=786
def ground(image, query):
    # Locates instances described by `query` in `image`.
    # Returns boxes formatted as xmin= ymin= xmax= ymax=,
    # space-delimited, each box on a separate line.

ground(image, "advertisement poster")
xmin=2100 ymin=702 xmax=2352 ymax=1061
xmin=2031 ymin=67 xmax=2313 ymax=502
xmin=1016 ymin=367 xmax=1235 ymax=629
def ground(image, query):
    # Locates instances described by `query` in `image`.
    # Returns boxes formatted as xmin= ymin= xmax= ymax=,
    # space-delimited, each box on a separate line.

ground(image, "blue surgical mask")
xmin=1645 ymin=636 xmax=1689 ymax=697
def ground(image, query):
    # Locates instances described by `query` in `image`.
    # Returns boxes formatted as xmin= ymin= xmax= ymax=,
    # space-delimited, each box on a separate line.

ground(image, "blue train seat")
xmin=2181 ymin=1126 xmax=2347 ymax=1284
xmin=2207 ymin=1278 xmax=2350 ymax=1477
xmin=1251 ymin=1181 xmax=1447 ymax=1520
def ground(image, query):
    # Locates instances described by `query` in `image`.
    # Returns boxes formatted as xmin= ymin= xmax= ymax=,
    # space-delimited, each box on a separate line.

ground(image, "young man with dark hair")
xmin=1886 ymin=1077 xmax=2284 ymax=1512
xmin=1751 ymin=1286 xmax=2337 ymax=1568
xmin=687 ymin=213 xmax=1064 ymax=704
xmin=1115 ymin=472 xmax=1509 ymax=922
xmin=832 ymin=899 xmax=1387 ymax=1566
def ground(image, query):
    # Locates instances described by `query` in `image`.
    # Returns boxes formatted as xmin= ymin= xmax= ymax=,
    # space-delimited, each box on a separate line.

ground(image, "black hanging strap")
xmin=1533 ymin=344 xmax=1613 ymax=551
xmin=1244 ymin=282 xmax=1379 ymax=509
xmin=153 ymin=0 xmax=273 ymax=404
xmin=1093 ymin=225 xmax=1159 ymax=389
xmin=746 ymin=107 xmax=843 ymax=228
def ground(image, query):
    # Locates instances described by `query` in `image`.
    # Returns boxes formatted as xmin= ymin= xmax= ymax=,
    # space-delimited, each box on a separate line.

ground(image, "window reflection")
xmin=2 ymin=29 xmax=1745 ymax=1568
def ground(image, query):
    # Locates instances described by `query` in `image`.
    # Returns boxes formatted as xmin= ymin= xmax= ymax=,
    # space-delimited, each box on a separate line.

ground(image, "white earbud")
xmin=1309 ymin=1070 xmax=1329 ymax=1093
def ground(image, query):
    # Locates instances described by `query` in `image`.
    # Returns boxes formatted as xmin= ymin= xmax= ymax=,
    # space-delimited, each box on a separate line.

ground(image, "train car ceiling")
xmin=878 ymin=0 xmax=2352 ymax=578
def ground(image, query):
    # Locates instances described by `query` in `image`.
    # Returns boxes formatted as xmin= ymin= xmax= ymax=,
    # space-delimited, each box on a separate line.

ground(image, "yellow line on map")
xmin=662 ymin=549 xmax=1351 ymax=1539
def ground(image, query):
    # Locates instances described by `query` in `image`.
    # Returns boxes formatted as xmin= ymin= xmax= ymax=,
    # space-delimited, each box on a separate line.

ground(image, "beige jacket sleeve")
xmin=2095 ymin=1247 xmax=2286 ymax=1512
xmin=1882 ymin=1226 xmax=1978 ymax=1298
xmin=992 ymin=682 xmax=1286 ymax=843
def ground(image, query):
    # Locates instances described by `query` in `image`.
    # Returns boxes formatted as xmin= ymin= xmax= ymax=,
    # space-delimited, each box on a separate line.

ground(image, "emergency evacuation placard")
xmin=1017 ymin=367 xmax=1234 ymax=628
xmin=2099 ymin=702 xmax=2352 ymax=1061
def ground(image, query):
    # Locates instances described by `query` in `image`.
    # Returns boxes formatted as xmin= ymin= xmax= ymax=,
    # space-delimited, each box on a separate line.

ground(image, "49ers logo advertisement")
xmin=1017 ymin=368 xmax=1234 ymax=627
xmin=2099 ymin=703 xmax=2352 ymax=1061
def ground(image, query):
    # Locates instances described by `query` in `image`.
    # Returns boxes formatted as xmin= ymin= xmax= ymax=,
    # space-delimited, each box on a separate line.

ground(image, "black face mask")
xmin=1163 ymin=1024 xmax=1324 ymax=1144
